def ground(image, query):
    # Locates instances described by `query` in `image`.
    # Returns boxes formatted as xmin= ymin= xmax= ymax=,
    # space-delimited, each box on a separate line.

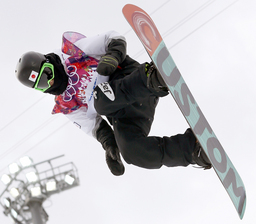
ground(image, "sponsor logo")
xmin=98 ymin=82 xmax=115 ymax=101
xmin=89 ymin=78 xmax=97 ymax=102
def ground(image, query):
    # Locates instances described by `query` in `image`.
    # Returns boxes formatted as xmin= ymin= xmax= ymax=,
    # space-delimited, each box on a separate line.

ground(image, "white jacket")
xmin=53 ymin=30 xmax=126 ymax=138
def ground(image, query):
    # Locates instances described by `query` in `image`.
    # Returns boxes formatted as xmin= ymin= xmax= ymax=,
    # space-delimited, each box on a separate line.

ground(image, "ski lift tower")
xmin=0 ymin=155 xmax=79 ymax=224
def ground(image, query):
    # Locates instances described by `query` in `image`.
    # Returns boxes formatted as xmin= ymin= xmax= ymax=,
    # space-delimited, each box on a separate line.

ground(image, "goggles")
xmin=34 ymin=62 xmax=55 ymax=92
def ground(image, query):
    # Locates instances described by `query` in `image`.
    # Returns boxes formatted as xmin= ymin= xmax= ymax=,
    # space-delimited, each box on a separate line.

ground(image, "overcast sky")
xmin=0 ymin=0 xmax=256 ymax=223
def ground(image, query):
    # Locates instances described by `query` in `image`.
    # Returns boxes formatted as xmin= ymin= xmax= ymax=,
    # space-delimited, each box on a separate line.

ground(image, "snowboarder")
xmin=15 ymin=30 xmax=211 ymax=176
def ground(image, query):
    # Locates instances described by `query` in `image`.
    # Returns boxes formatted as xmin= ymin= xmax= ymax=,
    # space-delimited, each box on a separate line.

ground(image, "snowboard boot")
xmin=192 ymin=140 xmax=212 ymax=170
xmin=146 ymin=62 xmax=169 ymax=96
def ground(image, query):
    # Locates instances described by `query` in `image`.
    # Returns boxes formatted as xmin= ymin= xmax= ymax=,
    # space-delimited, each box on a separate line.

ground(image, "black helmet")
xmin=15 ymin=51 xmax=46 ymax=88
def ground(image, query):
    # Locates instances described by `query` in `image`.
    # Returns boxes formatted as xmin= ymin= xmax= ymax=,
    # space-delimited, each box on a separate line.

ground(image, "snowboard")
xmin=123 ymin=4 xmax=246 ymax=219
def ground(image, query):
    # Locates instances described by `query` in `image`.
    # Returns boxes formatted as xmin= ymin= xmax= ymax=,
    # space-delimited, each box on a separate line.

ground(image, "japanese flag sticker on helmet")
xmin=29 ymin=70 xmax=39 ymax=82
xmin=15 ymin=51 xmax=46 ymax=88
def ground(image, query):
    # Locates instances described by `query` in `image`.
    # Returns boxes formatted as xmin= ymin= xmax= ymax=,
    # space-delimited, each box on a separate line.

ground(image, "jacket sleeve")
xmin=73 ymin=30 xmax=126 ymax=60
xmin=65 ymin=107 xmax=102 ymax=138
xmin=95 ymin=118 xmax=117 ymax=151
xmin=65 ymin=106 xmax=118 ymax=153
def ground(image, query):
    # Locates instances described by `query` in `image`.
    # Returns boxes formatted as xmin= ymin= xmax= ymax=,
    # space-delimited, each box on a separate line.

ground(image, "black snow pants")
xmin=94 ymin=57 xmax=196 ymax=169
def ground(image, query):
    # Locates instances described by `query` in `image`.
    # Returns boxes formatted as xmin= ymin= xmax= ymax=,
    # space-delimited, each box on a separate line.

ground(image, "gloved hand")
xmin=96 ymin=55 xmax=119 ymax=76
xmin=105 ymin=145 xmax=125 ymax=176
xmin=96 ymin=118 xmax=125 ymax=176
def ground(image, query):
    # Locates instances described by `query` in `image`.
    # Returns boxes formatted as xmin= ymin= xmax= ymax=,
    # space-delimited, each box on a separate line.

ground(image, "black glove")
xmin=96 ymin=119 xmax=125 ymax=176
xmin=96 ymin=38 xmax=127 ymax=76
xmin=105 ymin=144 xmax=125 ymax=176
xmin=96 ymin=55 xmax=119 ymax=76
